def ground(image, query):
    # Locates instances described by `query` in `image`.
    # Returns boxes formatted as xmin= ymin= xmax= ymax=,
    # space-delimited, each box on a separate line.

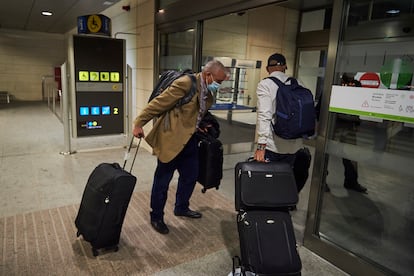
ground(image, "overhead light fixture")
xmin=386 ymin=9 xmax=400 ymax=15
xmin=103 ymin=1 xmax=114 ymax=6
xmin=158 ymin=9 xmax=165 ymax=13
xmin=41 ymin=11 xmax=53 ymax=16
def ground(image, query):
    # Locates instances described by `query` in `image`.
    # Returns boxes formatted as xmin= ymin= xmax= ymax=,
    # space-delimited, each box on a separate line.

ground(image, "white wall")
xmin=0 ymin=29 xmax=65 ymax=101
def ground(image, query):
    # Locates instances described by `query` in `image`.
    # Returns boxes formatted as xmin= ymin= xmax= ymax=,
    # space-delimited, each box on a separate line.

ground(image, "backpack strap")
xmin=267 ymin=76 xmax=285 ymax=87
xmin=268 ymin=76 xmax=302 ymax=90
xmin=176 ymin=74 xmax=197 ymax=107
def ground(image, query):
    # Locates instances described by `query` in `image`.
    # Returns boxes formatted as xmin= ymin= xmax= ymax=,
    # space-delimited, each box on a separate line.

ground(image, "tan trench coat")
xmin=133 ymin=73 xmax=214 ymax=163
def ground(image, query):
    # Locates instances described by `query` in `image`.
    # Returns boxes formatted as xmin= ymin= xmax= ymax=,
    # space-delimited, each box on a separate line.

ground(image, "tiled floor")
xmin=0 ymin=101 xmax=347 ymax=275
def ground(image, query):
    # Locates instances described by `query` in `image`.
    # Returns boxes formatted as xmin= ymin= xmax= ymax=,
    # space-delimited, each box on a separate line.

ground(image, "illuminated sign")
xmin=77 ymin=14 xmax=111 ymax=37
xmin=80 ymin=107 xmax=89 ymax=116
xmin=73 ymin=35 xmax=125 ymax=137
xmin=102 ymin=106 xmax=110 ymax=115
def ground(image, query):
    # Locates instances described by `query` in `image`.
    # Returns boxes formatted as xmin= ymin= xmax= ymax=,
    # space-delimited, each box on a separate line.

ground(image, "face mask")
xmin=207 ymin=75 xmax=221 ymax=93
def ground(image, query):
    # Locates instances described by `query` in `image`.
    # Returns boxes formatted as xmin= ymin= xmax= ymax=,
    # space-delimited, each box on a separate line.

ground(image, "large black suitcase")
xmin=237 ymin=210 xmax=302 ymax=275
xmin=197 ymin=132 xmax=223 ymax=193
xmin=75 ymin=138 xmax=140 ymax=256
xmin=235 ymin=161 xmax=298 ymax=211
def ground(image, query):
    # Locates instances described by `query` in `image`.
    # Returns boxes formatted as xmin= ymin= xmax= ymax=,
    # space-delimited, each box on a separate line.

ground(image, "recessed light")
xmin=103 ymin=1 xmax=114 ymax=5
xmin=386 ymin=9 xmax=400 ymax=14
xmin=158 ymin=9 xmax=165 ymax=13
xmin=41 ymin=11 xmax=53 ymax=16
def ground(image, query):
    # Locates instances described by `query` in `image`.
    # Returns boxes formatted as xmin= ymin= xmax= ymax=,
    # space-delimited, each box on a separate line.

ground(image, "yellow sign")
xmin=79 ymin=71 xmax=89 ymax=81
xmin=100 ymin=72 xmax=110 ymax=81
xmin=110 ymin=72 xmax=120 ymax=82
xmin=87 ymin=15 xmax=102 ymax=33
xmin=90 ymin=71 xmax=99 ymax=81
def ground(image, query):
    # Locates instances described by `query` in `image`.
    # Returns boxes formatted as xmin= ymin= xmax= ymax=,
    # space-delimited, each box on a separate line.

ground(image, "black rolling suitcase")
xmin=75 ymin=137 xmax=140 ymax=256
xmin=235 ymin=161 xmax=298 ymax=211
xmin=196 ymin=132 xmax=223 ymax=193
xmin=233 ymin=160 xmax=301 ymax=275
xmin=237 ymin=210 xmax=301 ymax=275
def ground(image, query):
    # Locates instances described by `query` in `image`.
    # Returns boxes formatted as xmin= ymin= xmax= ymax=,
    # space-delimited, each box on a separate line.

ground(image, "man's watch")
xmin=257 ymin=144 xmax=266 ymax=151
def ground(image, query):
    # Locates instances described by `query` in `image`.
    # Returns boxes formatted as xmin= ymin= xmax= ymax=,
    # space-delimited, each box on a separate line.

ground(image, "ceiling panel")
xmin=0 ymin=0 xmax=121 ymax=34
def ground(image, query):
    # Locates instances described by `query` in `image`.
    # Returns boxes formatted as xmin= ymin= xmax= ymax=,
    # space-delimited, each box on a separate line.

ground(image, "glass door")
xmin=159 ymin=27 xmax=196 ymax=73
xmin=296 ymin=48 xmax=327 ymax=120
xmin=305 ymin=1 xmax=414 ymax=275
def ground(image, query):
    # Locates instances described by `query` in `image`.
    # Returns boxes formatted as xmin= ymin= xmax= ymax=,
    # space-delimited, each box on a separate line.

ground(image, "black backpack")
xmin=268 ymin=77 xmax=316 ymax=139
xmin=148 ymin=69 xmax=197 ymax=107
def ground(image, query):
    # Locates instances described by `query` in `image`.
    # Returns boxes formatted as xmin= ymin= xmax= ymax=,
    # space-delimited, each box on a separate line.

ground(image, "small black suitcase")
xmin=235 ymin=161 xmax=298 ymax=211
xmin=237 ymin=210 xmax=302 ymax=275
xmin=197 ymin=133 xmax=223 ymax=193
xmin=75 ymin=138 xmax=140 ymax=256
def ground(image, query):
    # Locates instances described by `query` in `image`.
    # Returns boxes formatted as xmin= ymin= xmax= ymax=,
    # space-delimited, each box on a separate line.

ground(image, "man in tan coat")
xmin=133 ymin=60 xmax=227 ymax=234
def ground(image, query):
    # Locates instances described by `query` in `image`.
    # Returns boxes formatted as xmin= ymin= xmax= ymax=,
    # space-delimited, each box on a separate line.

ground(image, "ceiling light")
xmin=386 ymin=9 xmax=400 ymax=14
xmin=158 ymin=9 xmax=165 ymax=13
xmin=103 ymin=1 xmax=114 ymax=5
xmin=41 ymin=11 xmax=53 ymax=16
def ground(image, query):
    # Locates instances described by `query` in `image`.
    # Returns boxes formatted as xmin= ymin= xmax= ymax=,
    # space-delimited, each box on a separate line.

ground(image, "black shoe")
xmin=174 ymin=209 xmax=202 ymax=219
xmin=150 ymin=220 xmax=169 ymax=234
xmin=344 ymin=182 xmax=367 ymax=193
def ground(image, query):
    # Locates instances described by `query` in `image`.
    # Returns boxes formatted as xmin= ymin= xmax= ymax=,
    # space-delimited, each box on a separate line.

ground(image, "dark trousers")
xmin=343 ymin=158 xmax=358 ymax=183
xmin=150 ymin=135 xmax=199 ymax=221
xmin=265 ymin=148 xmax=311 ymax=193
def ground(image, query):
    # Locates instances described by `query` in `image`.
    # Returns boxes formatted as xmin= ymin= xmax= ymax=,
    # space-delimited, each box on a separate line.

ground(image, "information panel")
xmin=73 ymin=35 xmax=125 ymax=137
xmin=329 ymin=85 xmax=414 ymax=123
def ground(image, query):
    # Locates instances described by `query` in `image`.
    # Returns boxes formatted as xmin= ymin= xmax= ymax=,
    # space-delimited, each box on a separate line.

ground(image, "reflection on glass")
xmin=320 ymin=32 xmax=414 ymax=274
xmin=159 ymin=30 xmax=194 ymax=73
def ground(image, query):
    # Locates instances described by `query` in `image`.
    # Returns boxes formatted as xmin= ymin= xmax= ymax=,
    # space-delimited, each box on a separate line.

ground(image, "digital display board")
xmin=73 ymin=35 xmax=125 ymax=137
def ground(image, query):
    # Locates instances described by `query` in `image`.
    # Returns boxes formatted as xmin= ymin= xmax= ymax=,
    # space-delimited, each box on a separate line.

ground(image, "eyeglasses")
xmin=208 ymin=72 xmax=226 ymax=84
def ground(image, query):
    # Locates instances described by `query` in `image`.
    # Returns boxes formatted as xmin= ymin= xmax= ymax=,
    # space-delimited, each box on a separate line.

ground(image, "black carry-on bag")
xmin=235 ymin=161 xmax=298 ymax=211
xmin=75 ymin=137 xmax=141 ymax=256
xmin=237 ymin=210 xmax=302 ymax=276
xmin=233 ymin=160 xmax=302 ymax=275
xmin=197 ymin=132 xmax=223 ymax=193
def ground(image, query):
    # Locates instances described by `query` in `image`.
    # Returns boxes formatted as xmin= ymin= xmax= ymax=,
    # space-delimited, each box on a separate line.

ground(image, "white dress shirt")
xmin=256 ymin=71 xmax=303 ymax=154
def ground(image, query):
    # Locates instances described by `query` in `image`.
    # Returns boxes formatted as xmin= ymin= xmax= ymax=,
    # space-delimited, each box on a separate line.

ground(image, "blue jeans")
xmin=150 ymin=134 xmax=199 ymax=221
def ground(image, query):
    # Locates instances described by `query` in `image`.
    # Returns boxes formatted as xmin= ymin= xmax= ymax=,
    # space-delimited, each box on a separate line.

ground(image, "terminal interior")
xmin=1 ymin=0 xmax=414 ymax=275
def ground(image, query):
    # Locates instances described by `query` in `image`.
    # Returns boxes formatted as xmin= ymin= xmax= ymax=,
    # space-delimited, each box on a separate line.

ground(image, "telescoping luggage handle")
xmin=123 ymin=136 xmax=141 ymax=173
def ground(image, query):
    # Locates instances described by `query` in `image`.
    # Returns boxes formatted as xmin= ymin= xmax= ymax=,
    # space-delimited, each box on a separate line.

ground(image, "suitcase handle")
xmin=123 ymin=136 xmax=141 ymax=173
